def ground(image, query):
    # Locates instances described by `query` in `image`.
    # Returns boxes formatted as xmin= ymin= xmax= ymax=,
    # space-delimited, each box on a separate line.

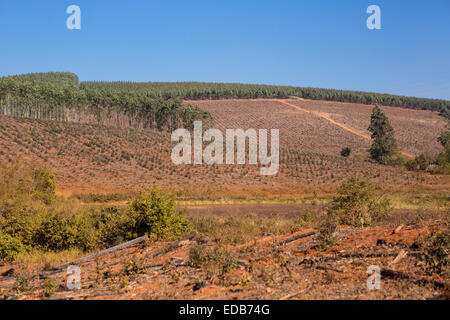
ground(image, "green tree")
xmin=368 ymin=106 xmax=398 ymax=164
xmin=125 ymin=188 xmax=192 ymax=240
xmin=437 ymin=130 xmax=450 ymax=155
xmin=32 ymin=168 xmax=56 ymax=204
xmin=433 ymin=130 xmax=450 ymax=174
xmin=327 ymin=176 xmax=392 ymax=227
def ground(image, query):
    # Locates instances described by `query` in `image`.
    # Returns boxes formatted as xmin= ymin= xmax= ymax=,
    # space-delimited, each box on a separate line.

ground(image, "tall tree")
xmin=368 ymin=106 xmax=398 ymax=164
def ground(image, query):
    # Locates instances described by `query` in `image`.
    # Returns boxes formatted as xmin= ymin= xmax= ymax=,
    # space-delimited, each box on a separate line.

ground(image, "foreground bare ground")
xmin=1 ymin=219 xmax=448 ymax=300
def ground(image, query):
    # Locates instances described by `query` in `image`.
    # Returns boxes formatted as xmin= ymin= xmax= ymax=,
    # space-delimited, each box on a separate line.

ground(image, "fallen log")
xmin=381 ymin=269 xmax=448 ymax=289
xmin=152 ymin=233 xmax=196 ymax=258
xmin=54 ymin=235 xmax=148 ymax=270
xmin=279 ymin=231 xmax=317 ymax=246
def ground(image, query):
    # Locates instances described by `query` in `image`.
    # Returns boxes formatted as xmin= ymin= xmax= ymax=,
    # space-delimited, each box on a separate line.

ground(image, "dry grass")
xmin=1 ymin=212 xmax=448 ymax=300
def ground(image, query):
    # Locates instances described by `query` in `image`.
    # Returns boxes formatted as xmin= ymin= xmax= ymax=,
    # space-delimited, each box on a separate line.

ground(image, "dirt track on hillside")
xmin=276 ymin=99 xmax=414 ymax=159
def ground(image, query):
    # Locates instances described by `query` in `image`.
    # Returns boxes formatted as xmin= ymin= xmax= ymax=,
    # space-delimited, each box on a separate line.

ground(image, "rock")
xmin=193 ymin=282 xmax=207 ymax=291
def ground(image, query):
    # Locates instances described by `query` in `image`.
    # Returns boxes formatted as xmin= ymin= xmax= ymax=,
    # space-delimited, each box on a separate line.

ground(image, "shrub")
xmin=317 ymin=214 xmax=338 ymax=250
xmin=122 ymin=258 xmax=147 ymax=276
xmin=125 ymin=188 xmax=192 ymax=240
xmin=32 ymin=168 xmax=56 ymax=204
xmin=405 ymin=154 xmax=430 ymax=171
xmin=188 ymin=244 xmax=209 ymax=268
xmin=69 ymin=213 xmax=101 ymax=251
xmin=340 ymin=147 xmax=351 ymax=158
xmin=90 ymin=207 xmax=127 ymax=247
xmin=0 ymin=210 xmax=41 ymax=246
xmin=41 ymin=279 xmax=57 ymax=298
xmin=210 ymin=246 xmax=238 ymax=274
xmin=13 ymin=276 xmax=34 ymax=294
xmin=327 ymin=176 xmax=392 ymax=227
xmin=0 ymin=232 xmax=27 ymax=262
xmin=188 ymin=243 xmax=237 ymax=274
xmin=437 ymin=131 xmax=450 ymax=153
xmin=423 ymin=231 xmax=449 ymax=277
xmin=33 ymin=212 xmax=77 ymax=251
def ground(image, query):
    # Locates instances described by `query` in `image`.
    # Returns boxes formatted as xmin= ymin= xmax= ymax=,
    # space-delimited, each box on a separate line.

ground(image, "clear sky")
xmin=1 ymin=0 xmax=449 ymax=100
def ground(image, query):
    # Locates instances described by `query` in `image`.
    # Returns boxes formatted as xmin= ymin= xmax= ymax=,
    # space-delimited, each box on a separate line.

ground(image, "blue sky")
xmin=1 ymin=0 xmax=449 ymax=99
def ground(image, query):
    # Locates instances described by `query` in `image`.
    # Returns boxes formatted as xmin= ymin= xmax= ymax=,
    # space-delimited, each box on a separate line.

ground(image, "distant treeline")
xmin=81 ymin=81 xmax=450 ymax=119
xmin=0 ymin=74 xmax=213 ymax=131
xmin=1 ymin=72 xmax=449 ymax=120
xmin=3 ymin=72 xmax=79 ymax=88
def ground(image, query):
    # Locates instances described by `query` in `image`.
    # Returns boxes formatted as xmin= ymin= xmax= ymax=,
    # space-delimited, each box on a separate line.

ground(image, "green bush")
xmin=41 ymin=279 xmax=57 ymax=298
xmin=122 ymin=259 xmax=147 ymax=276
xmin=32 ymin=212 xmax=77 ymax=251
xmin=209 ymin=246 xmax=238 ymax=274
xmin=405 ymin=131 xmax=450 ymax=174
xmin=424 ymin=231 xmax=449 ymax=277
xmin=405 ymin=154 xmax=431 ymax=172
xmin=33 ymin=211 xmax=102 ymax=252
xmin=69 ymin=213 xmax=101 ymax=251
xmin=32 ymin=168 xmax=56 ymax=204
xmin=0 ymin=164 xmax=195 ymax=260
xmin=125 ymin=188 xmax=192 ymax=240
xmin=90 ymin=207 xmax=127 ymax=247
xmin=317 ymin=214 xmax=338 ymax=250
xmin=327 ymin=176 xmax=392 ymax=227
xmin=0 ymin=210 xmax=41 ymax=246
xmin=0 ymin=232 xmax=27 ymax=262
xmin=189 ymin=244 xmax=209 ymax=268
xmin=188 ymin=243 xmax=237 ymax=274
xmin=340 ymin=147 xmax=351 ymax=158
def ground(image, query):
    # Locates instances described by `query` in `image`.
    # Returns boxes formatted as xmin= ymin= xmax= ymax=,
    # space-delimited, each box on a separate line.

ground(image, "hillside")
xmin=189 ymin=98 xmax=448 ymax=157
xmin=2 ymin=72 xmax=449 ymax=118
xmin=81 ymin=80 xmax=450 ymax=119
xmin=0 ymin=106 xmax=448 ymax=195
xmin=0 ymin=73 xmax=448 ymax=194
xmin=0 ymin=73 xmax=449 ymax=301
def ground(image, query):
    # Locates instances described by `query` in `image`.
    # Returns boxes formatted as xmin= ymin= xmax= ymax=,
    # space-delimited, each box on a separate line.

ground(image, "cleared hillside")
xmin=0 ymin=114 xmax=447 ymax=195
xmin=188 ymin=98 xmax=447 ymax=157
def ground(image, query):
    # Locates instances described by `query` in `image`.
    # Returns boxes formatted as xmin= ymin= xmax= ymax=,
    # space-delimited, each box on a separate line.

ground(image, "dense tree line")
xmin=2 ymin=72 xmax=79 ymax=88
xmin=0 ymin=78 xmax=212 ymax=131
xmin=2 ymin=72 xmax=448 ymax=123
xmin=81 ymin=81 xmax=450 ymax=119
